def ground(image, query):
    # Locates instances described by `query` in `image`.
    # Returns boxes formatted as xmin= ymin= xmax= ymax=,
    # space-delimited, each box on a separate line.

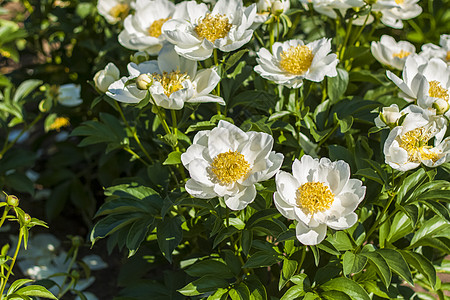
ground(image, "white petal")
xmin=224 ymin=185 xmax=256 ymax=210
xmin=326 ymin=212 xmax=358 ymax=230
xmin=295 ymin=222 xmax=327 ymax=245
xmin=274 ymin=191 xmax=296 ymax=220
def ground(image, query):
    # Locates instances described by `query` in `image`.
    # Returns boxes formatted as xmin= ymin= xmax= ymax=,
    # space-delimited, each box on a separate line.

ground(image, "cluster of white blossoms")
xmin=373 ymin=33 xmax=450 ymax=171
xmin=181 ymin=122 xmax=366 ymax=245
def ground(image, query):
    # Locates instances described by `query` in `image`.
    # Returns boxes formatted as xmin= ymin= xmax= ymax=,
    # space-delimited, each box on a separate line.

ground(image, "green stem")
xmin=269 ymin=23 xmax=275 ymax=51
xmin=171 ymin=110 xmax=178 ymax=143
xmin=57 ymin=247 xmax=79 ymax=298
xmin=0 ymin=114 xmax=42 ymax=159
xmin=317 ymin=122 xmax=339 ymax=148
xmin=213 ymin=49 xmax=222 ymax=116
xmin=0 ymin=207 xmax=9 ymax=229
xmin=226 ymin=207 xmax=230 ymax=228
xmin=114 ymin=101 xmax=153 ymax=163
xmin=150 ymin=98 xmax=172 ymax=135
xmin=339 ymin=18 xmax=353 ymax=61
xmin=123 ymin=147 xmax=150 ymax=166
xmin=349 ymin=7 xmax=372 ymax=46
xmin=296 ymin=246 xmax=307 ymax=273
xmin=0 ymin=230 xmax=23 ymax=296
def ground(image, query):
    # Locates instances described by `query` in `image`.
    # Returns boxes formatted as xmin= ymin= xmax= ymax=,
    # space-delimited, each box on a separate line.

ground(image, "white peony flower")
xmin=419 ymin=34 xmax=450 ymax=65
xmin=373 ymin=0 xmax=422 ymax=29
xmin=181 ymin=120 xmax=284 ymax=210
xmin=384 ymin=107 xmax=450 ymax=171
xmin=58 ymin=84 xmax=83 ymax=107
xmin=94 ymin=62 xmax=120 ymax=93
xmin=274 ymin=155 xmax=366 ymax=245
xmin=97 ymin=0 xmax=132 ymax=24
xmin=254 ymin=0 xmax=290 ymax=24
xmin=388 ymin=55 xmax=450 ymax=117
xmin=254 ymin=38 xmax=338 ymax=88
xmin=107 ymin=45 xmax=225 ymax=109
xmin=162 ymin=0 xmax=256 ymax=60
xmin=118 ymin=0 xmax=176 ymax=55
xmin=371 ymin=35 xmax=415 ymax=70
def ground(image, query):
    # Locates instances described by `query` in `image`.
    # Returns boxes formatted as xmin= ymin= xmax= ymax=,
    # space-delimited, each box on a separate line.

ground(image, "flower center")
xmin=210 ymin=150 xmax=251 ymax=185
xmin=392 ymin=50 xmax=411 ymax=59
xmin=152 ymin=71 xmax=190 ymax=97
xmin=428 ymin=80 xmax=449 ymax=102
xmin=148 ymin=18 xmax=170 ymax=38
xmin=194 ymin=13 xmax=232 ymax=43
xmin=279 ymin=45 xmax=314 ymax=75
xmin=109 ymin=3 xmax=129 ymax=20
xmin=296 ymin=182 xmax=334 ymax=215
xmin=395 ymin=0 xmax=404 ymax=4
xmin=446 ymin=51 xmax=450 ymax=62
xmin=49 ymin=117 xmax=70 ymax=131
xmin=399 ymin=127 xmax=440 ymax=163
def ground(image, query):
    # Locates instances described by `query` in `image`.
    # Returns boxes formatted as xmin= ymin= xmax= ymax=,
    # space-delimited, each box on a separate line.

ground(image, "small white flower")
xmin=118 ymin=0 xmax=176 ymax=55
xmin=94 ymin=63 xmax=120 ymax=93
xmin=274 ymin=155 xmax=366 ymax=245
xmin=375 ymin=104 xmax=402 ymax=128
xmin=384 ymin=107 xmax=450 ymax=171
xmin=387 ymin=55 xmax=450 ymax=107
xmin=162 ymin=0 xmax=256 ymax=60
xmin=254 ymin=38 xmax=338 ymax=88
xmin=419 ymin=34 xmax=450 ymax=65
xmin=58 ymin=84 xmax=83 ymax=107
xmin=181 ymin=120 xmax=283 ymax=210
xmin=97 ymin=0 xmax=132 ymax=24
xmin=371 ymin=35 xmax=415 ymax=70
xmin=372 ymin=0 xmax=422 ymax=29
xmin=107 ymin=45 xmax=225 ymax=109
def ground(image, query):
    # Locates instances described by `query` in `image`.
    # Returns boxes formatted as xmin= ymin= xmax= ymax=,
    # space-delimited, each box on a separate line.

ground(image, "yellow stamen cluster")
xmin=399 ymin=127 xmax=440 ymax=163
xmin=49 ymin=117 xmax=70 ymax=132
xmin=392 ymin=50 xmax=411 ymax=59
xmin=148 ymin=18 xmax=170 ymax=38
xmin=109 ymin=3 xmax=129 ymax=20
xmin=395 ymin=0 xmax=404 ymax=4
xmin=428 ymin=80 xmax=449 ymax=102
xmin=296 ymin=182 xmax=334 ymax=215
xmin=279 ymin=45 xmax=314 ymax=75
xmin=210 ymin=150 xmax=251 ymax=185
xmin=194 ymin=13 xmax=232 ymax=43
xmin=152 ymin=71 xmax=190 ymax=97
xmin=446 ymin=51 xmax=450 ymax=62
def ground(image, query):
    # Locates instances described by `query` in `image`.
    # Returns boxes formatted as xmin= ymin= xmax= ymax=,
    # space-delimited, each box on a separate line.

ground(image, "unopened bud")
xmin=131 ymin=51 xmax=150 ymax=64
xmin=71 ymin=270 xmax=80 ymax=279
xmin=432 ymin=98 xmax=450 ymax=114
xmin=24 ymin=213 xmax=31 ymax=225
xmin=7 ymin=195 xmax=19 ymax=207
xmin=136 ymin=74 xmax=152 ymax=90
xmin=271 ymin=1 xmax=284 ymax=16
xmin=71 ymin=236 xmax=84 ymax=247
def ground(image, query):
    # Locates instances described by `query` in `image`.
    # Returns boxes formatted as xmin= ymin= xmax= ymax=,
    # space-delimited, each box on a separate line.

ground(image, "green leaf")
xmin=224 ymin=49 xmax=249 ymax=72
xmin=157 ymin=216 xmax=183 ymax=262
xmin=178 ymin=276 xmax=229 ymax=296
xmin=319 ymin=277 xmax=370 ymax=300
xmin=421 ymin=200 xmax=450 ymax=222
xmin=13 ymin=80 xmax=42 ymax=103
xmin=242 ymin=251 xmax=281 ymax=268
xmin=327 ymin=231 xmax=355 ymax=251
xmin=246 ymin=208 xmax=279 ymax=229
xmin=342 ymin=251 xmax=367 ymax=276
xmin=360 ymin=251 xmax=391 ymax=287
xmin=279 ymin=259 xmax=298 ymax=290
xmin=185 ymin=259 xmax=234 ymax=279
xmin=387 ymin=211 xmax=413 ymax=243
xmin=400 ymin=250 xmax=436 ymax=289
xmin=327 ymin=68 xmax=349 ymax=103
xmin=229 ymin=283 xmax=250 ymax=300
xmin=163 ymin=151 xmax=182 ymax=165
xmin=280 ymin=285 xmax=305 ymax=300
xmin=411 ymin=215 xmax=450 ymax=245
xmin=320 ymin=290 xmax=352 ymax=300
xmin=397 ymin=168 xmax=427 ymax=204
xmin=241 ymin=229 xmax=253 ymax=256
xmin=14 ymin=285 xmax=57 ymax=299
xmin=213 ymin=226 xmax=238 ymax=248
xmin=245 ymin=275 xmax=267 ymax=300
xmin=377 ymin=249 xmax=413 ymax=285
xmin=7 ymin=279 xmax=34 ymax=295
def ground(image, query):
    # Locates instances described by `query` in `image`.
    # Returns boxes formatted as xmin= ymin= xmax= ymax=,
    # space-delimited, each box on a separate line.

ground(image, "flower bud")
xmin=6 ymin=195 xmax=19 ymax=207
xmin=24 ymin=213 xmax=31 ymax=225
xmin=136 ymin=74 xmax=153 ymax=90
xmin=432 ymin=98 xmax=450 ymax=114
xmin=71 ymin=236 xmax=84 ymax=247
xmin=130 ymin=51 xmax=150 ymax=64
xmin=377 ymin=104 xmax=401 ymax=128
xmin=94 ymin=63 xmax=120 ymax=93
xmin=271 ymin=1 xmax=284 ymax=16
